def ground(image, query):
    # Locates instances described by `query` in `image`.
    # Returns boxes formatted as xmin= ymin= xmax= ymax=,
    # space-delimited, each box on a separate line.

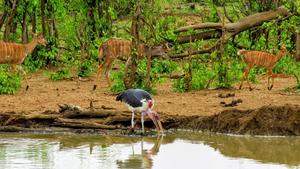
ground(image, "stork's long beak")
xmin=147 ymin=110 xmax=164 ymax=134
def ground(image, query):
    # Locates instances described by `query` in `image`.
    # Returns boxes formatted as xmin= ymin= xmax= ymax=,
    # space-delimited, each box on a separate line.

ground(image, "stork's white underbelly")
xmin=127 ymin=99 xmax=153 ymax=112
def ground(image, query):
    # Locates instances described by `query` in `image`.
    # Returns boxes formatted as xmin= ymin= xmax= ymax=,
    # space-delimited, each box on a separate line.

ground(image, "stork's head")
xmin=148 ymin=100 xmax=153 ymax=109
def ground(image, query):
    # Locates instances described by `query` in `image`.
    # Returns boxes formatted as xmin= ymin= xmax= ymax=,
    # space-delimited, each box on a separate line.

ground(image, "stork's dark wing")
xmin=116 ymin=89 xmax=152 ymax=108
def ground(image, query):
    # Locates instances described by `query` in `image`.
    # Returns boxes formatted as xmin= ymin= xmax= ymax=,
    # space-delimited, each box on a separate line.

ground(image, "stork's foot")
xmin=239 ymin=85 xmax=242 ymax=90
xmin=26 ymin=85 xmax=29 ymax=91
xmin=127 ymin=127 xmax=136 ymax=135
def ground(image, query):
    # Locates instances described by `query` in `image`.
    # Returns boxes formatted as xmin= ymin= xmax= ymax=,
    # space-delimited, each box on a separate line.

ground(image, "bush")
xmin=50 ymin=68 xmax=71 ymax=81
xmin=274 ymin=56 xmax=297 ymax=74
xmin=173 ymin=61 xmax=213 ymax=92
xmin=110 ymin=65 xmax=126 ymax=93
xmin=0 ymin=66 xmax=22 ymax=94
xmin=77 ymin=60 xmax=95 ymax=78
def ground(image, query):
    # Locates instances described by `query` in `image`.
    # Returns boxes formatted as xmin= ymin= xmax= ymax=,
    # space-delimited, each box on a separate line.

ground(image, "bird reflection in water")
xmin=116 ymin=135 xmax=163 ymax=169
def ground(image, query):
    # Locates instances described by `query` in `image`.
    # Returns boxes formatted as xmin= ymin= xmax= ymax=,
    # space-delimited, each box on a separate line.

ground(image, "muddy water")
xmin=0 ymin=131 xmax=299 ymax=169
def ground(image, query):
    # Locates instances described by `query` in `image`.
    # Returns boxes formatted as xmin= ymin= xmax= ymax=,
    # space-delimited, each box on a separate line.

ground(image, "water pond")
xmin=0 ymin=131 xmax=299 ymax=169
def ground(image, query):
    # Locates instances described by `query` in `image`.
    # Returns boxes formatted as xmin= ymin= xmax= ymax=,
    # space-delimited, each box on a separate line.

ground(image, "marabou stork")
xmin=116 ymin=89 xmax=163 ymax=134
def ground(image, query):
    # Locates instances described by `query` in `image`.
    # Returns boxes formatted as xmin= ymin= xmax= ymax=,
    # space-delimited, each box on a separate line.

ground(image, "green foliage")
xmin=0 ymin=66 xmax=22 ymax=94
xmin=77 ymin=60 xmax=95 ymax=78
xmin=50 ymin=68 xmax=71 ymax=81
xmin=23 ymin=38 xmax=59 ymax=72
xmin=110 ymin=59 xmax=177 ymax=92
xmin=1 ymin=0 xmax=300 ymax=94
xmin=173 ymin=61 xmax=213 ymax=92
xmin=110 ymin=65 xmax=126 ymax=93
xmin=274 ymin=56 xmax=298 ymax=74
xmin=173 ymin=76 xmax=188 ymax=92
xmin=152 ymin=59 xmax=177 ymax=74
xmin=207 ymin=1 xmax=219 ymax=22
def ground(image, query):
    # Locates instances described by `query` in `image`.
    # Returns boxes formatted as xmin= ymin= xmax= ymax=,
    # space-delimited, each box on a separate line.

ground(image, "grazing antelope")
xmin=0 ymin=33 xmax=47 ymax=90
xmin=238 ymin=45 xmax=287 ymax=90
xmin=93 ymin=38 xmax=167 ymax=89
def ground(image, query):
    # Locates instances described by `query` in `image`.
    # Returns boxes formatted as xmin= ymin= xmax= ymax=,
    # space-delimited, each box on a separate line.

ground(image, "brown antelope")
xmin=238 ymin=45 xmax=287 ymax=90
xmin=93 ymin=38 xmax=168 ymax=89
xmin=0 ymin=33 xmax=47 ymax=90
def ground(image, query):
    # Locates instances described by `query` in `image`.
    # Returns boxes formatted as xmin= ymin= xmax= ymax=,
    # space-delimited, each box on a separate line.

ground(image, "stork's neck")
xmin=144 ymin=108 xmax=153 ymax=117
xmin=145 ymin=107 xmax=151 ymax=113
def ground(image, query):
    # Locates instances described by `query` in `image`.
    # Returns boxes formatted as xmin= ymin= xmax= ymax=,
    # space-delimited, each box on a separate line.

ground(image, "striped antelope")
xmin=93 ymin=38 xmax=168 ymax=89
xmin=0 ymin=33 xmax=47 ymax=90
xmin=237 ymin=45 xmax=287 ymax=90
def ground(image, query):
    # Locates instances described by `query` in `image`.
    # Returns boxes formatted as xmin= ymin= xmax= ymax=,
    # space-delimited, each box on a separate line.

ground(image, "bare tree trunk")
xmin=21 ymin=1 xmax=28 ymax=43
xmin=52 ymin=18 xmax=58 ymax=38
xmin=97 ymin=1 xmax=104 ymax=37
xmin=0 ymin=13 xmax=7 ymax=30
xmin=47 ymin=3 xmax=53 ymax=37
xmin=105 ymin=0 xmax=112 ymax=35
xmin=0 ymin=0 xmax=8 ymax=30
xmin=98 ymin=1 xmax=104 ymax=18
xmin=296 ymin=32 xmax=300 ymax=61
xmin=76 ymin=23 xmax=86 ymax=73
xmin=85 ymin=0 xmax=97 ymax=41
xmin=40 ymin=0 xmax=47 ymax=36
xmin=124 ymin=1 xmax=141 ymax=89
xmin=31 ymin=6 xmax=36 ymax=33
xmin=145 ymin=47 xmax=152 ymax=89
xmin=3 ymin=0 xmax=18 ymax=41
xmin=46 ymin=3 xmax=58 ymax=38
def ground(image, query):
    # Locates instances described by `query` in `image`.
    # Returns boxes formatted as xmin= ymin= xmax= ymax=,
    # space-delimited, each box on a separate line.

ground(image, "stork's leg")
xmin=141 ymin=112 xmax=145 ymax=134
xmin=131 ymin=111 xmax=135 ymax=129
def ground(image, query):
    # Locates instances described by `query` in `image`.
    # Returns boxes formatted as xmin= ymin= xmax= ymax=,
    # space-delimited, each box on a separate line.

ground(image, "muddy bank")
xmin=0 ymin=104 xmax=300 ymax=136
xmin=183 ymin=104 xmax=300 ymax=135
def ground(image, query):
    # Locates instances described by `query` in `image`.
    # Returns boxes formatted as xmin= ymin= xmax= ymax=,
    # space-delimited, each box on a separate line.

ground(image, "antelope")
xmin=238 ymin=45 xmax=287 ymax=90
xmin=93 ymin=38 xmax=168 ymax=89
xmin=0 ymin=33 xmax=47 ymax=90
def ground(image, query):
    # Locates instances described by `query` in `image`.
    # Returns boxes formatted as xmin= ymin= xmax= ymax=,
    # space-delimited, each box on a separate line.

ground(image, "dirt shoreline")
xmin=0 ymin=72 xmax=300 ymax=136
xmin=0 ymin=103 xmax=299 ymax=136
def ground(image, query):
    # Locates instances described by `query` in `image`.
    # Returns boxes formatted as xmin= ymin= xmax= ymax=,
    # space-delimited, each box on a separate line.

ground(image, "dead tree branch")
xmin=169 ymin=6 xmax=290 ymax=59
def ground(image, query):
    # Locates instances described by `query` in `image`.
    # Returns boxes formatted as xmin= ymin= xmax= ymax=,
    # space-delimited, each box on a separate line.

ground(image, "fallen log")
xmin=58 ymin=103 xmax=128 ymax=119
xmin=52 ymin=118 xmax=119 ymax=130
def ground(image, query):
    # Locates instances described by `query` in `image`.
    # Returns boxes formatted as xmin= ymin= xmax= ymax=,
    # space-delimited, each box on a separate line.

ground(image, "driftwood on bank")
xmin=58 ymin=103 xmax=121 ymax=118
xmin=168 ymin=6 xmax=291 ymax=59
xmin=0 ymin=104 xmax=138 ymax=131
xmin=52 ymin=118 xmax=119 ymax=129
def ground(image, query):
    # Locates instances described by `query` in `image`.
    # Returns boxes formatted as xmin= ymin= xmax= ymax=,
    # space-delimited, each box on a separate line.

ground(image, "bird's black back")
xmin=116 ymin=89 xmax=152 ymax=108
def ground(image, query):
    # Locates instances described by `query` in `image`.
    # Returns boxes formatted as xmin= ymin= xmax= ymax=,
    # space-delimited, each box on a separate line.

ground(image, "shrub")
xmin=0 ymin=66 xmax=22 ymax=94
xmin=77 ymin=60 xmax=95 ymax=78
xmin=50 ymin=68 xmax=71 ymax=81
